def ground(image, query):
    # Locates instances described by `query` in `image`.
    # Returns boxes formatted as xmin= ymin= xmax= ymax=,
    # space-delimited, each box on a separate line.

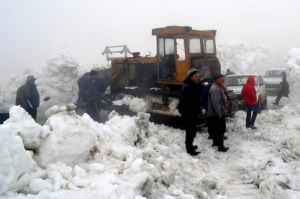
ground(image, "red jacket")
xmin=241 ymin=76 xmax=257 ymax=105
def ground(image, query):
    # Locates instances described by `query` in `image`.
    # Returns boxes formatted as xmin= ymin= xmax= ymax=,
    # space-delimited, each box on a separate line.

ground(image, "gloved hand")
xmin=201 ymin=108 xmax=206 ymax=115
xmin=107 ymin=99 xmax=113 ymax=105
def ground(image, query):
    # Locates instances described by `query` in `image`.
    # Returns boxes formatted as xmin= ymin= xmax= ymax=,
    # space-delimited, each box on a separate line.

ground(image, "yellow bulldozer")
xmin=79 ymin=26 xmax=239 ymax=127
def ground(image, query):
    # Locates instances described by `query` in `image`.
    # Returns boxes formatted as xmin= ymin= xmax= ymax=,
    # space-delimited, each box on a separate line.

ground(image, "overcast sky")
xmin=1 ymin=0 xmax=300 ymax=86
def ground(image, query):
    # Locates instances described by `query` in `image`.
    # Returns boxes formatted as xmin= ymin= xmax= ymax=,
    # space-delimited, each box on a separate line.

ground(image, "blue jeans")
xmin=245 ymin=104 xmax=257 ymax=127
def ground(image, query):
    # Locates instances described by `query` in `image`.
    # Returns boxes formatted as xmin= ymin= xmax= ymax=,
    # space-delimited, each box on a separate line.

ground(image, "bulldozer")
xmin=79 ymin=26 xmax=239 ymax=128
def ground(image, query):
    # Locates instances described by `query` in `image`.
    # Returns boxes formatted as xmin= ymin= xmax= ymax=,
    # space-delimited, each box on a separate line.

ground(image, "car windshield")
xmin=224 ymin=75 xmax=257 ymax=87
xmin=265 ymin=70 xmax=285 ymax=77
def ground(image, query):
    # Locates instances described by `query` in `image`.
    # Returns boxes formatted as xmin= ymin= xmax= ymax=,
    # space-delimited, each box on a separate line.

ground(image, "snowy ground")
xmin=1 ymin=44 xmax=300 ymax=199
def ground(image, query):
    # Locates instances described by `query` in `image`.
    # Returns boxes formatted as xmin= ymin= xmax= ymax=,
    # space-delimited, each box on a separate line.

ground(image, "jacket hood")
xmin=247 ymin=76 xmax=255 ymax=85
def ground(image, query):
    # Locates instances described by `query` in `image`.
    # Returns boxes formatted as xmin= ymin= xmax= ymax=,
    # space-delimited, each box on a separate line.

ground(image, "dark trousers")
xmin=209 ymin=116 xmax=226 ymax=147
xmin=275 ymin=90 xmax=288 ymax=104
xmin=207 ymin=116 xmax=213 ymax=137
xmin=182 ymin=114 xmax=197 ymax=153
xmin=245 ymin=104 xmax=257 ymax=127
xmin=86 ymin=97 xmax=102 ymax=122
xmin=26 ymin=107 xmax=37 ymax=121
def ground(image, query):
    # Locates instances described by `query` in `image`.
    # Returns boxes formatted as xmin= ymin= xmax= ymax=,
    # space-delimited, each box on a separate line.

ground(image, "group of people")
xmin=177 ymin=69 xmax=230 ymax=155
xmin=15 ymin=70 xmax=107 ymax=123
xmin=177 ymin=68 xmax=289 ymax=156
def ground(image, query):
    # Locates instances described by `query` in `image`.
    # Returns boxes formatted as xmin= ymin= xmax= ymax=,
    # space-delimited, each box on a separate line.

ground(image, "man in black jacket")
xmin=81 ymin=70 xmax=106 ymax=122
xmin=178 ymin=68 xmax=202 ymax=156
xmin=273 ymin=71 xmax=289 ymax=105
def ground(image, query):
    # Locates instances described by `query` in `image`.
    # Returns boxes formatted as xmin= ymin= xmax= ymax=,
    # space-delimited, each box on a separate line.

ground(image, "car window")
xmin=225 ymin=76 xmax=258 ymax=86
xmin=265 ymin=70 xmax=285 ymax=77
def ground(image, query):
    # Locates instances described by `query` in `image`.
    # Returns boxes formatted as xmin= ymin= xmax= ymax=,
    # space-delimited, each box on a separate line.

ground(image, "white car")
xmin=224 ymin=74 xmax=267 ymax=113
xmin=263 ymin=68 xmax=286 ymax=94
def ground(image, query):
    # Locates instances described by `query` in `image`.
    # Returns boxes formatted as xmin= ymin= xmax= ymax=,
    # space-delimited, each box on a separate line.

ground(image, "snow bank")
xmin=217 ymin=41 xmax=284 ymax=75
xmin=0 ymin=116 xmax=44 ymax=195
xmin=285 ymin=48 xmax=300 ymax=104
xmin=35 ymin=104 xmax=97 ymax=168
xmin=0 ymin=48 xmax=108 ymax=125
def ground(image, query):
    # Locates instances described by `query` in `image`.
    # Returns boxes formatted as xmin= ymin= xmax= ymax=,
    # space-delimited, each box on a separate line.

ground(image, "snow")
xmin=0 ymin=43 xmax=300 ymax=198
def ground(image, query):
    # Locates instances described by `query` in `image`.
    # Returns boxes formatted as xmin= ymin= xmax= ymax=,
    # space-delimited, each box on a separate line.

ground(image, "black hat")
xmin=214 ymin=73 xmax=224 ymax=80
xmin=90 ymin=70 xmax=97 ymax=76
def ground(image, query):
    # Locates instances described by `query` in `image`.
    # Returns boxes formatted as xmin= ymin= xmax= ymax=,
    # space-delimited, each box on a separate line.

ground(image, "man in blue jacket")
xmin=81 ymin=70 xmax=106 ymax=122
xmin=178 ymin=68 xmax=202 ymax=156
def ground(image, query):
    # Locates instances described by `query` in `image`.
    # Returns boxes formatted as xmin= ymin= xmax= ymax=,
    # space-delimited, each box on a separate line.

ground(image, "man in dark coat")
xmin=207 ymin=73 xmax=229 ymax=152
xmin=178 ymin=68 xmax=202 ymax=156
xmin=273 ymin=72 xmax=289 ymax=105
xmin=81 ymin=70 xmax=106 ymax=122
xmin=16 ymin=75 xmax=40 ymax=121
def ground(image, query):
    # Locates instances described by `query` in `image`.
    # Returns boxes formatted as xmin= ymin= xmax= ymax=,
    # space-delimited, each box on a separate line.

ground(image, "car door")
xmin=258 ymin=75 xmax=267 ymax=102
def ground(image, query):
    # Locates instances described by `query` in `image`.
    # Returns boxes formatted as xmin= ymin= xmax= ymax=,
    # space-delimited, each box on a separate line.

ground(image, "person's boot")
xmin=218 ymin=146 xmax=229 ymax=152
xmin=188 ymin=150 xmax=200 ymax=156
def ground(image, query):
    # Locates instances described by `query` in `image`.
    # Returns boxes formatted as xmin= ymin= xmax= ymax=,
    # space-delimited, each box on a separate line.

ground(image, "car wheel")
xmin=257 ymin=98 xmax=261 ymax=114
xmin=262 ymin=96 xmax=267 ymax=110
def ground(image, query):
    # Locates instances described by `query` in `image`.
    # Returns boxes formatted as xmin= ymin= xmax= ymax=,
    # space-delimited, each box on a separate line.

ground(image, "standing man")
xmin=178 ymin=68 xmax=202 ymax=156
xmin=82 ymin=70 xmax=106 ymax=122
xmin=241 ymin=75 xmax=258 ymax=129
xmin=224 ymin=69 xmax=235 ymax=76
xmin=16 ymin=75 xmax=40 ymax=121
xmin=273 ymin=71 xmax=289 ymax=105
xmin=207 ymin=73 xmax=229 ymax=152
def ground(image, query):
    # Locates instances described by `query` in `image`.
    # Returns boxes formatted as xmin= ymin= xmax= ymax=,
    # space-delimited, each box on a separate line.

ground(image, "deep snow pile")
xmin=1 ymin=106 xmax=216 ymax=198
xmin=217 ymin=41 xmax=284 ymax=75
xmin=0 ymin=47 xmax=108 ymax=124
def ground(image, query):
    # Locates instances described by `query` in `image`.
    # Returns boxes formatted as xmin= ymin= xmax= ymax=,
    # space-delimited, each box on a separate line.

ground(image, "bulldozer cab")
xmin=153 ymin=26 xmax=220 ymax=84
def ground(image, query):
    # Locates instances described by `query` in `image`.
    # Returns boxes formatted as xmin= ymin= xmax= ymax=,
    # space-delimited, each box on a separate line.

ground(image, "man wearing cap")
xmin=207 ymin=73 xmax=229 ymax=152
xmin=81 ymin=70 xmax=106 ymax=122
xmin=178 ymin=68 xmax=202 ymax=156
xmin=16 ymin=75 xmax=40 ymax=121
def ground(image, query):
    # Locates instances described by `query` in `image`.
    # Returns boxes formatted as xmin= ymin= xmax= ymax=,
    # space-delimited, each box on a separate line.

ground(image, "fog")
xmin=1 ymin=0 xmax=300 ymax=86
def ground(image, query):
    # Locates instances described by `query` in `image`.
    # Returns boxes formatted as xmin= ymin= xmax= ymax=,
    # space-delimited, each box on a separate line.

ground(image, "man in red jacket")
xmin=241 ymin=76 xmax=258 ymax=129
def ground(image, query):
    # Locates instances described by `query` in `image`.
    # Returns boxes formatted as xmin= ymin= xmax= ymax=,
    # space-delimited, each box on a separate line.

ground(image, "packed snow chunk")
xmin=35 ymin=109 xmax=97 ymax=168
xmin=4 ymin=106 xmax=43 ymax=149
xmin=117 ymin=172 xmax=153 ymax=198
xmin=129 ymin=97 xmax=149 ymax=112
xmin=47 ymin=170 xmax=68 ymax=191
xmin=105 ymin=115 xmax=140 ymax=146
xmin=45 ymin=103 xmax=76 ymax=118
xmin=46 ymin=162 xmax=73 ymax=180
xmin=28 ymin=178 xmax=53 ymax=194
xmin=0 ymin=124 xmax=37 ymax=195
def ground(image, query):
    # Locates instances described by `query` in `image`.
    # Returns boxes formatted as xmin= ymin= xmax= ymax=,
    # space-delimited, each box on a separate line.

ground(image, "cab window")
xmin=176 ymin=38 xmax=185 ymax=61
xmin=203 ymin=37 xmax=216 ymax=54
xmin=158 ymin=38 xmax=174 ymax=60
xmin=188 ymin=36 xmax=201 ymax=53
